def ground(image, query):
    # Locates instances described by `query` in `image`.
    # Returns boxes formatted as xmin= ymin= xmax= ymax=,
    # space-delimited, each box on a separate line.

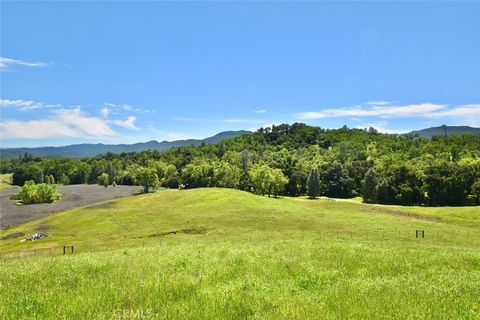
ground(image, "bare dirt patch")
xmin=0 ymin=185 xmax=142 ymax=227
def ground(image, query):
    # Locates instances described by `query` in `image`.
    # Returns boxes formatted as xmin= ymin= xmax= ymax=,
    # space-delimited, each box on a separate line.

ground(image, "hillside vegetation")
xmin=0 ymin=188 xmax=479 ymax=319
xmin=3 ymin=124 xmax=480 ymax=206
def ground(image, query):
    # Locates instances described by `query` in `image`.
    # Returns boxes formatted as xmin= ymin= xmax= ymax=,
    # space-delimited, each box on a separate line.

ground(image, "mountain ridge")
xmin=0 ymin=130 xmax=252 ymax=159
xmin=409 ymin=125 xmax=480 ymax=138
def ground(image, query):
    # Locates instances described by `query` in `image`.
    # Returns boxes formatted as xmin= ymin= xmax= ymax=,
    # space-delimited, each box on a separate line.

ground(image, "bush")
xmin=98 ymin=173 xmax=109 ymax=188
xmin=10 ymin=180 xmax=61 ymax=204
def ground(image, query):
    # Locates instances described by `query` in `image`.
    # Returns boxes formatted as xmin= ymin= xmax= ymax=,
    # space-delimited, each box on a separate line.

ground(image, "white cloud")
xmin=147 ymin=125 xmax=194 ymax=141
xmin=425 ymin=104 xmax=480 ymax=118
xmin=296 ymin=102 xmax=480 ymax=125
xmin=104 ymin=102 xmax=150 ymax=113
xmin=110 ymin=116 xmax=138 ymax=130
xmin=0 ymin=105 xmax=139 ymax=140
xmin=1 ymin=108 xmax=116 ymax=140
xmin=356 ymin=121 xmax=408 ymax=134
xmin=365 ymin=101 xmax=392 ymax=106
xmin=100 ymin=107 xmax=110 ymax=118
xmin=296 ymin=103 xmax=446 ymax=120
xmin=254 ymin=109 xmax=267 ymax=113
xmin=0 ymin=57 xmax=48 ymax=70
xmin=0 ymin=99 xmax=60 ymax=111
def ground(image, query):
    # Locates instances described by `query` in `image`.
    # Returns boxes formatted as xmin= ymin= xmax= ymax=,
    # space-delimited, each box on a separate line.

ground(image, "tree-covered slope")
xmin=2 ymin=123 xmax=480 ymax=206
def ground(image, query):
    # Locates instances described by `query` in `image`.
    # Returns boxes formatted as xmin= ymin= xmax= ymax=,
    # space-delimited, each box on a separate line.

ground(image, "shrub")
xmin=10 ymin=180 xmax=61 ymax=204
xmin=98 ymin=173 xmax=109 ymax=188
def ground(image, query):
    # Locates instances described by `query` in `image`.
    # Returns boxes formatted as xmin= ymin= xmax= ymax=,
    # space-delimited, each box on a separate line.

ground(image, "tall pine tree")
xmin=307 ymin=167 xmax=320 ymax=199
xmin=362 ymin=168 xmax=376 ymax=203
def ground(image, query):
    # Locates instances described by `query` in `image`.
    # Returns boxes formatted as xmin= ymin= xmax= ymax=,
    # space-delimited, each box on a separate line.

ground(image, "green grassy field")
xmin=1 ymin=188 xmax=479 ymax=319
xmin=0 ymin=173 xmax=13 ymax=189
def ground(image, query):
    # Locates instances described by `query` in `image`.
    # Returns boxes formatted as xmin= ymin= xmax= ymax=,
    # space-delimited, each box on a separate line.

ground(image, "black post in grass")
xmin=415 ymin=230 xmax=425 ymax=239
xmin=63 ymin=245 xmax=74 ymax=254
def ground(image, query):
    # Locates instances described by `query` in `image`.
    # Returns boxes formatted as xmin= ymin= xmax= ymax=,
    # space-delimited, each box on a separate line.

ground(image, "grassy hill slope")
xmin=1 ymin=188 xmax=479 ymax=319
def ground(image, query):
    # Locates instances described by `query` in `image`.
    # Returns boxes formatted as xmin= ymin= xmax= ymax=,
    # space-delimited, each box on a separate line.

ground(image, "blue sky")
xmin=1 ymin=1 xmax=479 ymax=147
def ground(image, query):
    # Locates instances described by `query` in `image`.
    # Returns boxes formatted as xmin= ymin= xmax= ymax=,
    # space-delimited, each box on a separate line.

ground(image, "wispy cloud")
xmin=147 ymin=125 xmax=194 ymax=141
xmin=110 ymin=116 xmax=138 ymax=130
xmin=100 ymin=107 xmax=110 ymax=118
xmin=0 ymin=108 xmax=116 ymax=140
xmin=356 ymin=121 xmax=409 ymax=134
xmin=365 ymin=101 xmax=392 ymax=106
xmin=1 ymin=99 xmax=140 ymax=140
xmin=0 ymin=99 xmax=60 ymax=111
xmin=296 ymin=102 xmax=480 ymax=124
xmin=254 ymin=109 xmax=267 ymax=113
xmin=104 ymin=102 xmax=151 ymax=114
xmin=425 ymin=104 xmax=480 ymax=118
xmin=0 ymin=57 xmax=49 ymax=70
xmin=296 ymin=103 xmax=446 ymax=120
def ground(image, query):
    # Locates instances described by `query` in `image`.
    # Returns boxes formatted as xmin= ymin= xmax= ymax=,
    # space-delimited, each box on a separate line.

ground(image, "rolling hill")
xmin=410 ymin=125 xmax=480 ymax=138
xmin=0 ymin=188 xmax=479 ymax=318
xmin=0 ymin=130 xmax=252 ymax=159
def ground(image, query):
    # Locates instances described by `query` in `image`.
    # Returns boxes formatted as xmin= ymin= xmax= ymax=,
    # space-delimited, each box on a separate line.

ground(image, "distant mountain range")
xmin=1 ymin=125 xmax=479 ymax=159
xmin=0 ymin=130 xmax=252 ymax=159
xmin=409 ymin=126 xmax=480 ymax=138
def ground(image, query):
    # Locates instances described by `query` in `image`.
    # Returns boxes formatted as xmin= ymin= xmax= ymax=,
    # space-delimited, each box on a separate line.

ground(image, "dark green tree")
xmin=376 ymin=179 xmax=396 ymax=204
xmin=362 ymin=168 xmax=376 ymax=203
xmin=306 ymin=167 xmax=320 ymax=199
xmin=471 ymin=180 xmax=480 ymax=205
xmin=319 ymin=162 xmax=354 ymax=198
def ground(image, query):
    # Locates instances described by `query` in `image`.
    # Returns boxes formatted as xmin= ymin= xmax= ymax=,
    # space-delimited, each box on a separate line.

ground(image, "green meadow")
xmin=1 ymin=188 xmax=479 ymax=319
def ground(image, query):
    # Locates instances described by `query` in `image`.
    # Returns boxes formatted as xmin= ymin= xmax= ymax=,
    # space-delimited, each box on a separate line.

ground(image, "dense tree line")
xmin=1 ymin=123 xmax=480 ymax=206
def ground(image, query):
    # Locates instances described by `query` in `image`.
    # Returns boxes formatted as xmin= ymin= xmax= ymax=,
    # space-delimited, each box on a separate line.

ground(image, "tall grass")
xmin=1 ymin=188 xmax=479 ymax=319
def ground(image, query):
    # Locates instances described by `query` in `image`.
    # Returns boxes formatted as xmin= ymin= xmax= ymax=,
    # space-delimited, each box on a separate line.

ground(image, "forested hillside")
xmin=2 ymin=123 xmax=480 ymax=206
